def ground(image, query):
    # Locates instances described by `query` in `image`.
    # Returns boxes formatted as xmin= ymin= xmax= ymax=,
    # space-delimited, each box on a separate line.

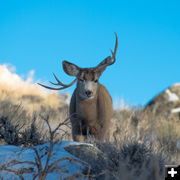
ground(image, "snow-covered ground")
xmin=165 ymin=89 xmax=179 ymax=102
xmin=171 ymin=107 xmax=180 ymax=113
xmin=0 ymin=141 xmax=91 ymax=179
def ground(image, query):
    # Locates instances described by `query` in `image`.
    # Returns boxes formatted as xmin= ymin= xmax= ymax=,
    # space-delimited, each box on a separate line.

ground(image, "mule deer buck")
xmin=38 ymin=33 xmax=118 ymax=141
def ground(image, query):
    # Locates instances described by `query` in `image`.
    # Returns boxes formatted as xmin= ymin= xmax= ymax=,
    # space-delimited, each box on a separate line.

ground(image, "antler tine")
xmin=110 ymin=49 xmax=116 ymax=63
xmin=107 ymin=32 xmax=118 ymax=65
xmin=37 ymin=83 xmax=67 ymax=90
xmin=96 ymin=32 xmax=118 ymax=70
xmin=38 ymin=73 xmax=78 ymax=91
xmin=38 ymin=78 xmax=77 ymax=90
xmin=49 ymin=73 xmax=78 ymax=87
xmin=49 ymin=73 xmax=61 ymax=86
xmin=50 ymin=73 xmax=69 ymax=87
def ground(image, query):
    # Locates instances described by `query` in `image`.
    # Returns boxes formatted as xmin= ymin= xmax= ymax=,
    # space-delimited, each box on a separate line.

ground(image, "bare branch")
xmin=47 ymin=156 xmax=89 ymax=173
xmin=30 ymin=146 xmax=43 ymax=172
xmin=0 ymin=167 xmax=25 ymax=180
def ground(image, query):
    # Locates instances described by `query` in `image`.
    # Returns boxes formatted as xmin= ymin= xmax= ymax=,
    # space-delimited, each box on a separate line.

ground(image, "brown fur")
xmin=70 ymin=83 xmax=112 ymax=141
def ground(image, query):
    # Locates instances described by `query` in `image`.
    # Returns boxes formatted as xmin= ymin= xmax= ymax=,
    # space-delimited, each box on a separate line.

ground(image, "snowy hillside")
xmin=145 ymin=83 xmax=180 ymax=117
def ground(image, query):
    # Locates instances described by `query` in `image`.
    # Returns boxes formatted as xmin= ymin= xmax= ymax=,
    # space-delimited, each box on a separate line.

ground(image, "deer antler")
xmin=38 ymin=73 xmax=77 ymax=90
xmin=108 ymin=32 xmax=118 ymax=65
xmin=38 ymin=33 xmax=117 ymax=90
xmin=96 ymin=32 xmax=118 ymax=68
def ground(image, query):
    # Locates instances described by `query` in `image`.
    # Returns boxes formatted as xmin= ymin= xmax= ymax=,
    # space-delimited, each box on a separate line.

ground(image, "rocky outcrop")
xmin=144 ymin=84 xmax=180 ymax=118
xmin=64 ymin=144 xmax=113 ymax=179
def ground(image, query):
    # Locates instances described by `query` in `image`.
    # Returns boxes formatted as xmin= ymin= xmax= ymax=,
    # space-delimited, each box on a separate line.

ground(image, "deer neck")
xmin=76 ymin=87 xmax=99 ymax=124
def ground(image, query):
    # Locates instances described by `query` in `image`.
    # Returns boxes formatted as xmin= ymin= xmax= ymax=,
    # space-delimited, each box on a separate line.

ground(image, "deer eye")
xmin=94 ymin=80 xmax=98 ymax=83
xmin=79 ymin=78 xmax=84 ymax=82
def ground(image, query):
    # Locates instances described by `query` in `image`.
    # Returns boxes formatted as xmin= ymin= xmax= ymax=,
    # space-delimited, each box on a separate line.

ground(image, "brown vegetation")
xmin=1 ymin=89 xmax=180 ymax=179
xmin=0 ymin=65 xmax=180 ymax=179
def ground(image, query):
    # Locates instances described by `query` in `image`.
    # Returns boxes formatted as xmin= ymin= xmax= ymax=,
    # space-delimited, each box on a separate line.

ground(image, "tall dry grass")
xmin=0 ymin=64 xmax=71 ymax=144
xmin=1 ymin=64 xmax=180 ymax=179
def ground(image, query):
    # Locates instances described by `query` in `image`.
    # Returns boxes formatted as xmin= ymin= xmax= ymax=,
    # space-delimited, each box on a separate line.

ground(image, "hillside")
xmin=145 ymin=84 xmax=180 ymax=118
xmin=0 ymin=64 xmax=68 ymax=111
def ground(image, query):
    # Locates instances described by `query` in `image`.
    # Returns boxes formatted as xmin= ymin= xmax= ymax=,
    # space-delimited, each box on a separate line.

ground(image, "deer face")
xmin=77 ymin=70 xmax=99 ymax=99
xmin=77 ymin=79 xmax=98 ymax=99
xmin=62 ymin=62 xmax=106 ymax=99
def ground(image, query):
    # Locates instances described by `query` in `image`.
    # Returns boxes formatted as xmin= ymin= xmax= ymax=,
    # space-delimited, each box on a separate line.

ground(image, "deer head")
xmin=38 ymin=33 xmax=118 ymax=100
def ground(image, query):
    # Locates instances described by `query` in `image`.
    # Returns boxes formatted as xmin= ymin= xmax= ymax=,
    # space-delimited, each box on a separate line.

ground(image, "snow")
xmin=63 ymin=141 xmax=93 ymax=147
xmin=165 ymin=89 xmax=179 ymax=102
xmin=0 ymin=141 xmax=92 ymax=179
xmin=171 ymin=107 xmax=180 ymax=113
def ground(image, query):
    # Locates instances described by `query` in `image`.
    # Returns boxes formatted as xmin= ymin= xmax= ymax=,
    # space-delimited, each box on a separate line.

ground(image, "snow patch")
xmin=165 ymin=89 xmax=179 ymax=102
xmin=63 ymin=141 xmax=93 ymax=147
xmin=171 ymin=107 xmax=180 ymax=113
xmin=0 ymin=141 xmax=90 ymax=179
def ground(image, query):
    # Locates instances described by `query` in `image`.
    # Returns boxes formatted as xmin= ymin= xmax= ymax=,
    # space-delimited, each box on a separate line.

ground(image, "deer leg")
xmin=74 ymin=135 xmax=84 ymax=142
xmin=71 ymin=118 xmax=87 ymax=142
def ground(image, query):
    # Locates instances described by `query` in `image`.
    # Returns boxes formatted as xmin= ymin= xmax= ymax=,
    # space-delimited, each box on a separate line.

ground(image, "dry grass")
xmin=110 ymin=108 xmax=180 ymax=161
xmin=1 ymin=92 xmax=180 ymax=179
xmin=1 ymin=64 xmax=180 ymax=179
xmin=90 ymin=140 xmax=167 ymax=180
xmin=0 ymin=88 xmax=71 ymax=144
xmin=1 ymin=84 xmax=180 ymax=178
xmin=0 ymin=64 xmax=71 ymax=142
xmin=0 ymin=64 xmax=69 ymax=115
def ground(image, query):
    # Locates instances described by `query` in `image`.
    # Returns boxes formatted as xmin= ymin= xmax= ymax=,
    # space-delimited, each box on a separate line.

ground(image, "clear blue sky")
xmin=0 ymin=0 xmax=180 ymax=106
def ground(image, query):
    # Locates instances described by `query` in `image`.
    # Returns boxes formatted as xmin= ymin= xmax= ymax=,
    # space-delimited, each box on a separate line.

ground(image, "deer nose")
xmin=86 ymin=90 xmax=93 ymax=97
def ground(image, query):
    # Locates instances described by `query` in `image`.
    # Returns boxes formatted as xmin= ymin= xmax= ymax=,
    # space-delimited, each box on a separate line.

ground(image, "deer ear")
xmin=96 ymin=66 xmax=107 ymax=77
xmin=63 ymin=61 xmax=80 ymax=76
